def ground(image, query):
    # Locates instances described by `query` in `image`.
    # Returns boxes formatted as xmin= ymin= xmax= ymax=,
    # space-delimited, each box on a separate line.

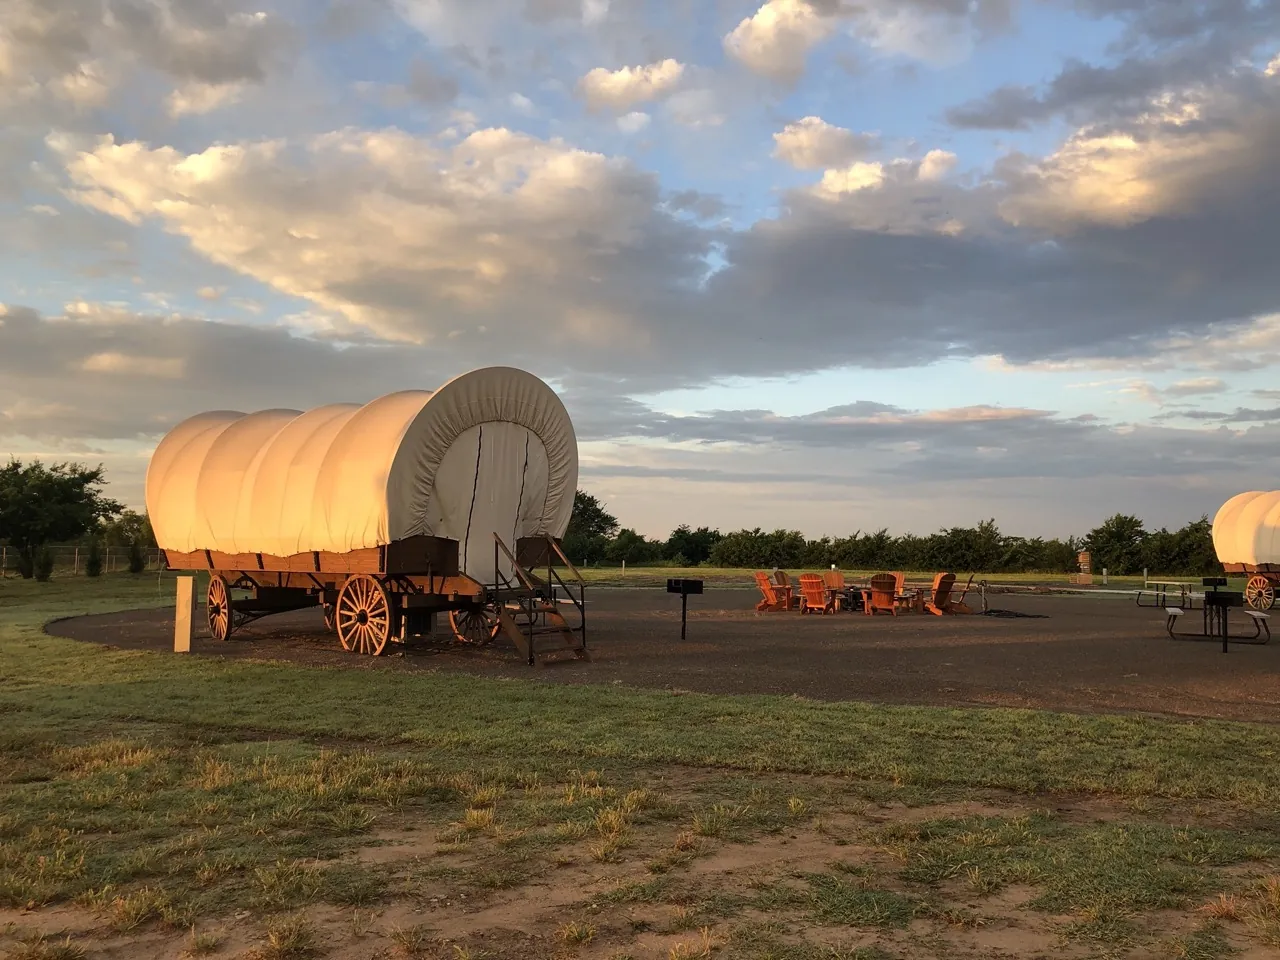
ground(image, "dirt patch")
xmin=5 ymin=786 xmax=1276 ymax=960
xmin=46 ymin=588 xmax=1280 ymax=722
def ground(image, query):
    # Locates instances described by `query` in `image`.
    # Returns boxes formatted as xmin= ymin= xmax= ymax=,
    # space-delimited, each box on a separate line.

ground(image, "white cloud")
xmin=509 ymin=92 xmax=536 ymax=114
xmin=772 ymin=116 xmax=876 ymax=170
xmin=723 ymin=0 xmax=834 ymax=83
xmin=918 ymin=148 xmax=957 ymax=181
xmin=616 ymin=111 xmax=650 ymax=134
xmin=814 ymin=161 xmax=886 ymax=196
xmin=578 ymin=59 xmax=684 ymax=111
xmin=197 ymin=286 xmax=225 ymax=301
xmin=58 ymin=128 xmax=673 ymax=346
xmin=165 ymin=82 xmax=245 ymax=118
xmin=80 ymin=351 xmax=186 ymax=379
xmin=1166 ymin=377 xmax=1227 ymax=397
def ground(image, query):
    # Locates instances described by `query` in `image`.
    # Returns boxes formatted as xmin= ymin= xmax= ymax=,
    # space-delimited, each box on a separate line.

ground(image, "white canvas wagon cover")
xmin=1212 ymin=490 xmax=1280 ymax=566
xmin=145 ymin=366 xmax=578 ymax=581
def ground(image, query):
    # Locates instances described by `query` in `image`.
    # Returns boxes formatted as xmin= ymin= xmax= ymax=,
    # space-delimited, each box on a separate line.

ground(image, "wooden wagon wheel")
xmin=1246 ymin=575 xmax=1276 ymax=611
xmin=207 ymin=575 xmax=232 ymax=642
xmin=336 ymin=574 xmax=392 ymax=655
xmin=322 ymin=603 xmax=336 ymax=632
xmin=449 ymin=606 xmax=501 ymax=645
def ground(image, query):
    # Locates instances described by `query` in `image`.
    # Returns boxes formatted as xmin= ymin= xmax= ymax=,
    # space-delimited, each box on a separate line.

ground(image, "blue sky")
xmin=4 ymin=0 xmax=1280 ymax=539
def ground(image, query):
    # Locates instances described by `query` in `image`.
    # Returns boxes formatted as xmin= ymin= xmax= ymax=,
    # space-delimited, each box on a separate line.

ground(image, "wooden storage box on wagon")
xmin=146 ymin=366 xmax=588 ymax=664
xmin=1212 ymin=490 xmax=1280 ymax=610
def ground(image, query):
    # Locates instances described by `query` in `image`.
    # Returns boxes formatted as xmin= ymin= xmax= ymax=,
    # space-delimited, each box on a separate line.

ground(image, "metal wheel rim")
xmin=207 ymin=576 xmax=230 ymax=641
xmin=449 ymin=607 xmax=499 ymax=645
xmin=336 ymin=575 xmax=391 ymax=655
xmin=1246 ymin=576 xmax=1276 ymax=611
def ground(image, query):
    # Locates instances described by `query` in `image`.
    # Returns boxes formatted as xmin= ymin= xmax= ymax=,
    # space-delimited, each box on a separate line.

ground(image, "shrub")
xmin=34 ymin=548 xmax=54 ymax=582
xmin=127 ymin=539 xmax=146 ymax=574
xmin=85 ymin=540 xmax=103 ymax=577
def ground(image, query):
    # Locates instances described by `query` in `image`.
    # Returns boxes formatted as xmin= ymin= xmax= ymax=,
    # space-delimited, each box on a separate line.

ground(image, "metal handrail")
xmin=492 ymin=532 xmax=537 ymax=591
xmin=546 ymin=536 xmax=585 ymax=584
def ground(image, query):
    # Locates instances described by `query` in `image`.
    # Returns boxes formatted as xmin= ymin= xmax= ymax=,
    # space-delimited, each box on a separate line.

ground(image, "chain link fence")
xmin=0 ymin=545 xmax=166 ymax=578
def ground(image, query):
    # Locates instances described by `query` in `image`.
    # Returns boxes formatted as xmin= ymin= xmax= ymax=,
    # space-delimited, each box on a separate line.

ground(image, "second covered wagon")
xmin=1212 ymin=490 xmax=1280 ymax=610
xmin=146 ymin=366 xmax=587 ymax=663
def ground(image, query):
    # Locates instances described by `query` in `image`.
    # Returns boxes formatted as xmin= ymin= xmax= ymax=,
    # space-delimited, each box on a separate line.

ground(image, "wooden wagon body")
xmin=148 ymin=367 xmax=588 ymax=664
xmin=1213 ymin=491 xmax=1280 ymax=610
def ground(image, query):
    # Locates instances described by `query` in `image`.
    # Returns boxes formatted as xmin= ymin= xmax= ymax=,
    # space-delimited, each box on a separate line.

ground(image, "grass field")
xmin=3 ymin=574 xmax=1280 ymax=959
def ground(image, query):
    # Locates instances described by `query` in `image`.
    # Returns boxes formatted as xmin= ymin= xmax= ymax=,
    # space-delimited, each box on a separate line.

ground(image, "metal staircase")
xmin=490 ymin=533 xmax=588 ymax=666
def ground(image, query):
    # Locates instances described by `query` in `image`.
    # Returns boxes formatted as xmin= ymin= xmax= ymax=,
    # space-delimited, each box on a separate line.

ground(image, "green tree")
xmin=0 ymin=459 xmax=122 ymax=579
xmin=605 ymin=528 xmax=660 ymax=565
xmin=85 ymin=539 xmax=103 ymax=577
xmin=101 ymin=510 xmax=156 ymax=548
xmin=664 ymin=525 xmax=723 ymax=565
xmin=561 ymin=490 xmax=619 ymax=566
xmin=127 ymin=539 xmax=147 ymax=574
xmin=34 ymin=548 xmax=54 ymax=582
xmin=1084 ymin=514 xmax=1148 ymax=575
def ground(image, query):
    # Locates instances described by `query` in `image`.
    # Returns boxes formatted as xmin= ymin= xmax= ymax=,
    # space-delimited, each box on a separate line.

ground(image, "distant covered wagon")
xmin=1212 ymin=490 xmax=1280 ymax=610
xmin=146 ymin=367 xmax=587 ymax=663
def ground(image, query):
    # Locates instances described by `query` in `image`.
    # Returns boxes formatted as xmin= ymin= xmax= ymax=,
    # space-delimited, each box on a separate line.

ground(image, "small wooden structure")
xmin=147 ymin=367 xmax=587 ymax=665
xmin=1212 ymin=491 xmax=1280 ymax=610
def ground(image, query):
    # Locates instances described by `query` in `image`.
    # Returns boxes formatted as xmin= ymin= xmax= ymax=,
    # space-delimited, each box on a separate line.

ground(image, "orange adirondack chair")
xmin=823 ymin=569 xmax=849 ymax=611
xmin=861 ymin=573 xmax=899 ymax=616
xmin=755 ymin=571 xmax=795 ymax=612
xmin=924 ymin=573 xmax=973 ymax=615
xmin=798 ymin=574 xmax=834 ymax=614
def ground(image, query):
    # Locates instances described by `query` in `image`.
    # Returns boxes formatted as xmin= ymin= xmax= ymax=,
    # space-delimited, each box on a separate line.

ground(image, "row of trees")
xmin=0 ymin=461 xmax=1225 ymax=580
xmin=563 ymin=491 xmax=1221 ymax=577
xmin=0 ymin=459 xmax=155 ymax=580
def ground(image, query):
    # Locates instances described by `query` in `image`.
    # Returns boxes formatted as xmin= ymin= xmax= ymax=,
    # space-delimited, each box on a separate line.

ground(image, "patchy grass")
xmin=4 ymin=576 xmax=1280 ymax=958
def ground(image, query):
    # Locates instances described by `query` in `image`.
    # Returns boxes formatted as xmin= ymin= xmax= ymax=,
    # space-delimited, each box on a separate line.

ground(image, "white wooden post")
xmin=174 ymin=576 xmax=195 ymax=653
xmin=622 ymin=560 xmax=626 ymax=576
xmin=1 ymin=545 xmax=5 ymax=578
xmin=1103 ymin=567 xmax=1109 ymax=585
xmin=74 ymin=547 xmax=79 ymax=576
xmin=1143 ymin=567 xmax=1148 ymax=587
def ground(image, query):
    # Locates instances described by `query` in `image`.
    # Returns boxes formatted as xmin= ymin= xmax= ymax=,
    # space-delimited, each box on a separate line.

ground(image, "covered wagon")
xmin=1211 ymin=490 xmax=1280 ymax=610
xmin=146 ymin=366 xmax=588 ymax=663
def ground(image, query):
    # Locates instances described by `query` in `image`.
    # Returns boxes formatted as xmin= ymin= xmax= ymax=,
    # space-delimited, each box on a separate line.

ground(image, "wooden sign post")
xmin=174 ymin=576 xmax=195 ymax=653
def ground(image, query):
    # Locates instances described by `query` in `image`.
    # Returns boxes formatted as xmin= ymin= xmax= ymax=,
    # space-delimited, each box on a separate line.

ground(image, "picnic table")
xmin=1138 ymin=580 xmax=1195 ymax=608
xmin=1164 ymin=579 xmax=1269 ymax=650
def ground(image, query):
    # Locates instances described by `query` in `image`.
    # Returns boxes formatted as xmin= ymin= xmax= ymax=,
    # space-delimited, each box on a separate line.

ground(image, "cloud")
xmin=578 ymin=59 xmax=684 ymax=111
xmin=664 ymin=87 xmax=728 ymax=128
xmin=814 ymin=161 xmax=886 ymax=195
xmin=616 ymin=111 xmax=650 ymax=134
xmin=723 ymin=0 xmax=835 ymax=83
xmin=39 ymin=59 xmax=1280 ymax=390
xmin=918 ymin=148 xmax=957 ymax=181
xmin=0 ymin=0 xmax=296 ymax=123
xmin=80 ymin=351 xmax=186 ymax=379
xmin=405 ymin=59 xmax=459 ymax=104
xmin=165 ymin=81 xmax=245 ymax=117
xmin=945 ymin=0 xmax=1280 ymax=129
xmin=1165 ymin=377 xmax=1227 ymax=397
xmin=772 ymin=116 xmax=877 ymax=170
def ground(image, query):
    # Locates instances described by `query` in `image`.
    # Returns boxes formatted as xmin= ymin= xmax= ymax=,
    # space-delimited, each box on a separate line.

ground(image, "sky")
xmin=3 ymin=0 xmax=1280 ymax=540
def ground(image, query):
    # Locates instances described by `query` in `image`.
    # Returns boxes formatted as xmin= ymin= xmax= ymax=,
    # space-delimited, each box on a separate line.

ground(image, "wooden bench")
xmin=1165 ymin=606 xmax=1269 ymax=643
